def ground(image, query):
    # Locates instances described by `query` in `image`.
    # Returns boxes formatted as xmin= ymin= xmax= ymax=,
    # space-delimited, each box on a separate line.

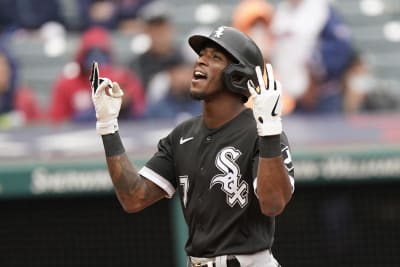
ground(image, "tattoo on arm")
xmin=107 ymin=153 xmax=140 ymax=194
xmin=105 ymin=153 xmax=165 ymax=211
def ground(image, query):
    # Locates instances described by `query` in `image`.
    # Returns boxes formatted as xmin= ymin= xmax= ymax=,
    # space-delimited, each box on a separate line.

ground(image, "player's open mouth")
xmin=193 ymin=70 xmax=207 ymax=81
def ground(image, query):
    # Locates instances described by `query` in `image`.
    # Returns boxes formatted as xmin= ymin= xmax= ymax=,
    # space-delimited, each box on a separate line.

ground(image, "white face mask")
xmin=347 ymin=74 xmax=376 ymax=93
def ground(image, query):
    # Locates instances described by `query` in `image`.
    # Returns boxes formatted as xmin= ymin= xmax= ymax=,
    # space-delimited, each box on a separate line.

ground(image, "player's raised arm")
xmin=247 ymin=63 xmax=294 ymax=217
xmin=90 ymin=62 xmax=166 ymax=213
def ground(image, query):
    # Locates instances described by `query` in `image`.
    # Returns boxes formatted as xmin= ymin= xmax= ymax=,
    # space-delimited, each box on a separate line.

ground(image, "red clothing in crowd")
xmin=48 ymin=26 xmax=146 ymax=123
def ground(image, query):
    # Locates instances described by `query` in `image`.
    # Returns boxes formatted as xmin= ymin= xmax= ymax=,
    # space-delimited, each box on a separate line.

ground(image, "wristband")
xmin=259 ymin=135 xmax=281 ymax=158
xmin=101 ymin=131 xmax=125 ymax=157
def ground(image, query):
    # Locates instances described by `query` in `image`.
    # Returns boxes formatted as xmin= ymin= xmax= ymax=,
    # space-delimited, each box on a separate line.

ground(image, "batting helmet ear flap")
xmin=223 ymin=63 xmax=255 ymax=101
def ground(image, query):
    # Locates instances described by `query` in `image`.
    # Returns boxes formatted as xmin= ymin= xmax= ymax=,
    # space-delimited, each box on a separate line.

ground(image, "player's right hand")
xmin=90 ymin=61 xmax=124 ymax=135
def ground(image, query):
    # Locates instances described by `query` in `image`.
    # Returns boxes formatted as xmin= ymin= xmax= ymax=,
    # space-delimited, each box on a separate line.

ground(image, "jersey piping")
xmin=139 ymin=166 xmax=176 ymax=198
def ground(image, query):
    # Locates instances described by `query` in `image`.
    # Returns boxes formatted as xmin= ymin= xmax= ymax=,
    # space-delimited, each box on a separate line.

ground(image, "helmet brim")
xmin=188 ymin=34 xmax=213 ymax=55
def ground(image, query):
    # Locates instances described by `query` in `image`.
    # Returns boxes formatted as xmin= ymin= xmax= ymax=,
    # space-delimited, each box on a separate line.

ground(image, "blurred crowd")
xmin=0 ymin=0 xmax=398 ymax=129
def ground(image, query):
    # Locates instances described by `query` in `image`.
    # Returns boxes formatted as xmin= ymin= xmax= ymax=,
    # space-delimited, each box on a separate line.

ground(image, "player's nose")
xmin=195 ymin=54 xmax=209 ymax=67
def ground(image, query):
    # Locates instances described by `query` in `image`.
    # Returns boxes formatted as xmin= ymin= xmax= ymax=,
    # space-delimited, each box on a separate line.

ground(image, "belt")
xmin=191 ymin=255 xmax=240 ymax=267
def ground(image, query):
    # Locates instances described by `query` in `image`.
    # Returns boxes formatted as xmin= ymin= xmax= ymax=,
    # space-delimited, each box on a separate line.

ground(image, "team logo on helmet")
xmin=213 ymin=26 xmax=225 ymax=38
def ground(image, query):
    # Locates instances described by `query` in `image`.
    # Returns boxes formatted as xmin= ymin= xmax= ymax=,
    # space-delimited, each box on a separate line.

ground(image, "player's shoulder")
xmin=236 ymin=108 xmax=257 ymax=130
xmin=241 ymin=108 xmax=256 ymax=121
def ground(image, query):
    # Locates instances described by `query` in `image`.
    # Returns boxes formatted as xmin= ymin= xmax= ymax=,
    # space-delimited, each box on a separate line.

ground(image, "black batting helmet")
xmin=188 ymin=26 xmax=264 ymax=101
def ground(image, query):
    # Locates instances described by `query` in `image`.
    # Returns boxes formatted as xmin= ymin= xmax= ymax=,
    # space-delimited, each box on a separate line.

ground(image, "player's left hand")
xmin=247 ymin=63 xmax=282 ymax=136
xmin=90 ymin=61 xmax=124 ymax=135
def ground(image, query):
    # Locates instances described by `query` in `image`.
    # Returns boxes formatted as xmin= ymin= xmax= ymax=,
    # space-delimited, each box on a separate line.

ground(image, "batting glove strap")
xmin=256 ymin=117 xmax=282 ymax=136
xmin=96 ymin=118 xmax=119 ymax=135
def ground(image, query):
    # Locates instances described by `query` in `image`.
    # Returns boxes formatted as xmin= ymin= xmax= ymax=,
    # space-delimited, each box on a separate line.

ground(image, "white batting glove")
xmin=247 ymin=63 xmax=282 ymax=136
xmin=90 ymin=61 xmax=124 ymax=135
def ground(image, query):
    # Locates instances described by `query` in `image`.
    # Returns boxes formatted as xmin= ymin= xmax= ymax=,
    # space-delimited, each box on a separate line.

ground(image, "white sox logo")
xmin=213 ymin=26 xmax=225 ymax=38
xmin=210 ymin=147 xmax=248 ymax=208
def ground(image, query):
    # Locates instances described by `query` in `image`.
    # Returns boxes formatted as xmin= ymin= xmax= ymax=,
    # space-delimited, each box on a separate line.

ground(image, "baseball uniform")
xmin=139 ymin=108 xmax=294 ymax=257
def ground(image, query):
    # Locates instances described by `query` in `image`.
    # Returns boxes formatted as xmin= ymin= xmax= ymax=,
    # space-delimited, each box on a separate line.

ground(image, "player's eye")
xmin=212 ymin=52 xmax=224 ymax=61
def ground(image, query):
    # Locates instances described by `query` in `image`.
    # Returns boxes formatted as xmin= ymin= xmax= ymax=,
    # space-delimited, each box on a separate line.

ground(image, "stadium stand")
xmin=6 ymin=0 xmax=400 ymax=113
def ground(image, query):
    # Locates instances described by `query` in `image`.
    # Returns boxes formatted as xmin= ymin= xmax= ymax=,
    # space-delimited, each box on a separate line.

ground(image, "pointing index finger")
xmin=90 ymin=61 xmax=99 ymax=92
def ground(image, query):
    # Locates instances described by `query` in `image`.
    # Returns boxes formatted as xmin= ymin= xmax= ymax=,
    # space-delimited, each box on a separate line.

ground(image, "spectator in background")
xmin=271 ymin=0 xmax=329 ymax=110
xmin=343 ymin=51 xmax=399 ymax=113
xmin=0 ymin=0 xmax=64 ymax=34
xmin=232 ymin=0 xmax=275 ymax=63
xmin=79 ymin=0 xmax=119 ymax=30
xmin=143 ymin=57 xmax=201 ymax=121
xmin=129 ymin=0 xmax=186 ymax=96
xmin=0 ymin=45 xmax=42 ymax=129
xmin=0 ymin=0 xmax=16 ymax=37
xmin=232 ymin=0 xmax=296 ymax=114
xmin=271 ymin=0 xmax=354 ymax=114
xmin=48 ymin=26 xmax=146 ymax=124
xmin=75 ymin=0 xmax=154 ymax=33
xmin=342 ymin=52 xmax=371 ymax=113
xmin=0 ymin=46 xmax=17 ymax=117
xmin=298 ymin=3 xmax=354 ymax=113
xmin=133 ymin=1 xmax=203 ymax=121
xmin=115 ymin=0 xmax=153 ymax=34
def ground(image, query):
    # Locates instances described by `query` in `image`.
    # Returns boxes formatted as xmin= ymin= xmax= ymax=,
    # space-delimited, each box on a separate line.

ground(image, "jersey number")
xmin=179 ymin=175 xmax=189 ymax=208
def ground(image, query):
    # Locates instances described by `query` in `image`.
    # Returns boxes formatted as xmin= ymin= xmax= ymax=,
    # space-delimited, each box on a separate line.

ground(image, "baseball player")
xmin=91 ymin=26 xmax=295 ymax=267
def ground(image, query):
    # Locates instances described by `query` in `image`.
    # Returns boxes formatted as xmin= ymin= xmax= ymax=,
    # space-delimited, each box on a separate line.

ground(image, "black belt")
xmin=191 ymin=255 xmax=240 ymax=267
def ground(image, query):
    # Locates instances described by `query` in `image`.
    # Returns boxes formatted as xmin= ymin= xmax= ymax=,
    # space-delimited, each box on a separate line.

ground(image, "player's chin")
xmin=189 ymin=86 xmax=205 ymax=101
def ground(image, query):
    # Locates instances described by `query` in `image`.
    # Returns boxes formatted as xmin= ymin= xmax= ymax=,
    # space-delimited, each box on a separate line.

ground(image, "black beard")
xmin=189 ymin=91 xmax=205 ymax=101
